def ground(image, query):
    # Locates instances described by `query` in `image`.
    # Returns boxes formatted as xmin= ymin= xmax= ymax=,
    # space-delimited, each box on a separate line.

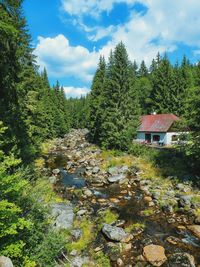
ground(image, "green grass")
xmin=125 ymin=222 xmax=145 ymax=233
xmin=191 ymin=195 xmax=200 ymax=204
xmin=194 ymin=208 xmax=200 ymax=217
xmin=103 ymin=209 xmax=119 ymax=224
xmin=66 ymin=218 xmax=95 ymax=252
xmin=26 ymin=178 xmax=63 ymax=204
xmin=94 ymin=251 xmax=110 ymax=267
xmin=141 ymin=209 xmax=155 ymax=216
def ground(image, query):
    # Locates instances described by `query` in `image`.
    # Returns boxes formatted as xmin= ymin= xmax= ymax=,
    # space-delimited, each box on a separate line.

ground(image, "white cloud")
xmin=34 ymin=0 xmax=200 ymax=92
xmin=61 ymin=0 xmax=200 ymax=65
xmin=94 ymin=0 xmax=200 ymax=65
xmin=63 ymin=86 xmax=89 ymax=98
xmin=34 ymin=34 xmax=99 ymax=82
xmin=88 ymin=25 xmax=116 ymax=41
xmin=61 ymin=0 xmax=135 ymax=17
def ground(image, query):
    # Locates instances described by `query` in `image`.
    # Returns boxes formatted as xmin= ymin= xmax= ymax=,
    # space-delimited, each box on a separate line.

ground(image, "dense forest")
xmin=1 ymin=0 xmax=200 ymax=266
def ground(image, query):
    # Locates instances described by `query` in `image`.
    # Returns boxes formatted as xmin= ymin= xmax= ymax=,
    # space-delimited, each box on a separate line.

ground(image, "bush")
xmin=128 ymin=143 xmax=148 ymax=157
xmin=30 ymin=230 xmax=66 ymax=267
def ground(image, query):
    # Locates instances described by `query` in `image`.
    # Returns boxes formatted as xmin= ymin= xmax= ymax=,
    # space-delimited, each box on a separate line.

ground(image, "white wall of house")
xmin=137 ymin=132 xmax=181 ymax=145
xmin=165 ymin=132 xmax=183 ymax=145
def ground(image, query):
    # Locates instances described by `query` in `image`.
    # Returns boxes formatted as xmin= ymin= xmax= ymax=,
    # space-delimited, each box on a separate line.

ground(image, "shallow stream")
xmin=47 ymin=153 xmax=200 ymax=265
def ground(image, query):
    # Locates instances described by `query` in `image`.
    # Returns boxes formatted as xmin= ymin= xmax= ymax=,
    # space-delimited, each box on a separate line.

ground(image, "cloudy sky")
xmin=23 ymin=0 xmax=200 ymax=98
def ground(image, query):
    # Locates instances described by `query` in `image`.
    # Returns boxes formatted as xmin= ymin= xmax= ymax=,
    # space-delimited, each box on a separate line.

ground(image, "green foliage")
xmin=141 ymin=209 xmax=155 ymax=216
xmin=101 ymin=209 xmax=119 ymax=224
xmin=128 ymin=142 xmax=148 ymax=157
xmin=89 ymin=56 xmax=106 ymax=142
xmin=66 ymin=218 xmax=94 ymax=252
xmin=125 ymin=222 xmax=145 ymax=233
xmin=184 ymin=86 xmax=200 ymax=171
xmin=89 ymin=42 xmax=140 ymax=150
xmin=29 ymin=230 xmax=65 ymax=267
xmin=66 ymin=96 xmax=90 ymax=129
xmin=94 ymin=251 xmax=110 ymax=267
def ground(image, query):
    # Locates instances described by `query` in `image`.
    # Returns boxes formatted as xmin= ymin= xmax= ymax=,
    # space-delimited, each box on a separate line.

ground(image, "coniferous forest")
xmin=1 ymin=1 xmax=200 ymax=266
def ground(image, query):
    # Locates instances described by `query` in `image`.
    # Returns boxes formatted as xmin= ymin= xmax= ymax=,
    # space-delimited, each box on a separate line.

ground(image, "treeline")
xmin=86 ymin=44 xmax=200 ymax=170
xmin=0 ymin=0 xmax=70 ymax=161
xmin=0 ymin=1 xmax=71 ymax=266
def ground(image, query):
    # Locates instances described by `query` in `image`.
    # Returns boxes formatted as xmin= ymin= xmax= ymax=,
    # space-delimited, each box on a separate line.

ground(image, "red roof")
xmin=138 ymin=114 xmax=179 ymax=132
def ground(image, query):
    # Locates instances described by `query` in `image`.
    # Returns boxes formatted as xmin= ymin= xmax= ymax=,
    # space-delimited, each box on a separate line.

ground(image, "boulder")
xmin=167 ymin=253 xmax=196 ymax=267
xmin=102 ymin=224 xmax=128 ymax=242
xmin=108 ymin=174 xmax=126 ymax=183
xmin=143 ymin=244 xmax=167 ymax=266
xmin=0 ymin=256 xmax=13 ymax=267
xmin=51 ymin=203 xmax=74 ymax=230
xmin=187 ymin=225 xmax=200 ymax=239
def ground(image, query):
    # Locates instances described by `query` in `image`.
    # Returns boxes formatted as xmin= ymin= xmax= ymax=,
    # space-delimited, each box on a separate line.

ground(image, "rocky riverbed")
xmin=46 ymin=129 xmax=200 ymax=267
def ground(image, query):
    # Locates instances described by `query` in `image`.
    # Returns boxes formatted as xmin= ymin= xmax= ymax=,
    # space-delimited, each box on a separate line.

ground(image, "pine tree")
xmin=138 ymin=60 xmax=148 ymax=77
xmin=150 ymin=54 xmax=175 ymax=113
xmin=100 ymin=42 xmax=140 ymax=150
xmin=89 ymin=55 xmax=106 ymax=142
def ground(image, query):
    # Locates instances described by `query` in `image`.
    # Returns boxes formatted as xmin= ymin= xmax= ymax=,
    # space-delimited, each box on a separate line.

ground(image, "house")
xmin=137 ymin=113 xmax=181 ymax=146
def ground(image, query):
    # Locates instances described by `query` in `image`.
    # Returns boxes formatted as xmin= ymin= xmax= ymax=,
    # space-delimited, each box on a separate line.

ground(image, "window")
xmin=172 ymin=135 xmax=178 ymax=141
xmin=153 ymin=135 xmax=160 ymax=142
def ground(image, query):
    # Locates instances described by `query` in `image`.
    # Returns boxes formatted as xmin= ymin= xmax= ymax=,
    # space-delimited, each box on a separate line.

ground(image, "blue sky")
xmin=23 ymin=0 xmax=200 ymax=98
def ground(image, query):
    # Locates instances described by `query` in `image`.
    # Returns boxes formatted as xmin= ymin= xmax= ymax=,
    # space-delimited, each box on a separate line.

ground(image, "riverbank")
xmin=40 ymin=129 xmax=200 ymax=266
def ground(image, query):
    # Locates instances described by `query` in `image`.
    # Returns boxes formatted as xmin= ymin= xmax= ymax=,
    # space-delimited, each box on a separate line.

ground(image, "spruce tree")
xmin=150 ymin=54 xmax=175 ymax=113
xmin=100 ymin=42 xmax=140 ymax=150
xmin=138 ymin=60 xmax=148 ymax=77
xmin=89 ymin=55 xmax=106 ymax=142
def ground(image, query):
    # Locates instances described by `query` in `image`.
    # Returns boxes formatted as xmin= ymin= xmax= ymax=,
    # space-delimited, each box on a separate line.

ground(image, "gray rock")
xmin=49 ymin=176 xmax=57 ymax=184
xmin=162 ymin=204 xmax=174 ymax=213
xmin=83 ymin=189 xmax=93 ymax=197
xmin=92 ymin=166 xmax=100 ymax=174
xmin=120 ymin=165 xmax=129 ymax=173
xmin=71 ymin=229 xmax=83 ymax=240
xmin=111 ymin=220 xmax=126 ymax=227
xmin=108 ymin=167 xmax=119 ymax=175
xmin=176 ymin=183 xmax=185 ymax=190
xmin=70 ymin=250 xmax=78 ymax=256
xmin=70 ymin=256 xmax=90 ymax=267
xmin=52 ymin=168 xmax=60 ymax=175
xmin=77 ymin=209 xmax=87 ymax=216
xmin=152 ymin=191 xmax=161 ymax=200
xmin=179 ymin=195 xmax=192 ymax=208
xmin=167 ymin=253 xmax=196 ymax=267
xmin=0 ymin=256 xmax=13 ymax=267
xmin=51 ymin=203 xmax=74 ymax=230
xmin=108 ymin=174 xmax=126 ymax=183
xmin=102 ymin=223 xmax=128 ymax=241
